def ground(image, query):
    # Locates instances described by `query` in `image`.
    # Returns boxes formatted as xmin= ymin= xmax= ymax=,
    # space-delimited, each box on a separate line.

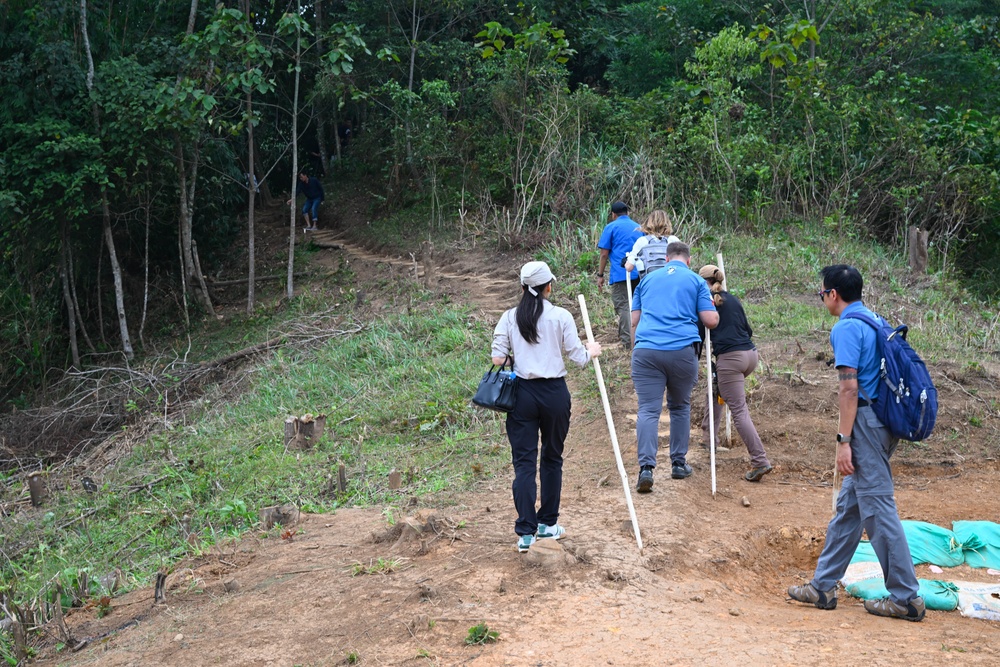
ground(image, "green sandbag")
xmin=844 ymin=578 xmax=959 ymax=611
xmin=851 ymin=541 xmax=879 ymax=563
xmin=902 ymin=521 xmax=964 ymax=567
xmin=850 ymin=521 xmax=962 ymax=566
xmin=953 ymin=521 xmax=1000 ymax=569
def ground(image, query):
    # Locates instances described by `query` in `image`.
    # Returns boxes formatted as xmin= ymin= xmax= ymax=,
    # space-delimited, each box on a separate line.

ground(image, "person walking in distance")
xmin=697 ymin=264 xmax=772 ymax=482
xmin=788 ymin=265 xmax=925 ymax=621
xmin=631 ymin=242 xmax=718 ymax=492
xmin=596 ymin=201 xmax=642 ymax=349
xmin=492 ymin=262 xmax=602 ymax=552
xmin=286 ymin=171 xmax=325 ymax=231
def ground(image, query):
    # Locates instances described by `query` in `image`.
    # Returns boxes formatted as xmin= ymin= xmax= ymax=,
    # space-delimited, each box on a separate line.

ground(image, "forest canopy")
xmin=2 ymin=0 xmax=999 ymax=401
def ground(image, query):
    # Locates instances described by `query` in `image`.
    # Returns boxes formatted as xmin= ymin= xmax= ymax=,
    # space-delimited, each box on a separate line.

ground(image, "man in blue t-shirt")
xmin=629 ymin=242 xmax=718 ymax=492
xmin=788 ymin=265 xmax=925 ymax=622
xmin=596 ymin=201 xmax=642 ymax=349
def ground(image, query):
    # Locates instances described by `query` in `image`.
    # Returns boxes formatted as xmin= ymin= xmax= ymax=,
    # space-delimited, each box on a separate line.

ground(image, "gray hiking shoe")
xmin=636 ymin=466 xmax=654 ymax=493
xmin=864 ymin=596 xmax=925 ymax=622
xmin=787 ymin=582 xmax=837 ymax=609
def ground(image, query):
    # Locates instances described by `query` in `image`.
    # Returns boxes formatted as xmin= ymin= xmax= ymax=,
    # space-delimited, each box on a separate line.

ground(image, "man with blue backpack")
xmin=788 ymin=264 xmax=934 ymax=622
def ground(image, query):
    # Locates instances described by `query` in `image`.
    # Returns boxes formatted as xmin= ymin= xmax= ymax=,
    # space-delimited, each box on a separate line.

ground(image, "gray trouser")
xmin=632 ymin=347 xmax=699 ymax=468
xmin=810 ymin=406 xmax=920 ymax=604
xmin=610 ymin=281 xmax=634 ymax=349
xmin=701 ymin=349 xmax=770 ymax=468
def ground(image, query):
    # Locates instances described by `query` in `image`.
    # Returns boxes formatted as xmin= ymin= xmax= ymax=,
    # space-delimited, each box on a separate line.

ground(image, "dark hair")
xmin=820 ymin=264 xmax=863 ymax=302
xmin=515 ymin=282 xmax=550 ymax=344
xmin=666 ymin=241 xmax=690 ymax=259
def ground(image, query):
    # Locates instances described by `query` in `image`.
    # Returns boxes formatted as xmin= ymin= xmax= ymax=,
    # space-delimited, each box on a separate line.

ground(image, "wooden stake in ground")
xmin=706 ymin=328 xmax=717 ymax=498
xmin=716 ymin=252 xmax=731 ymax=447
xmin=832 ymin=467 xmax=840 ymax=515
xmin=577 ymin=294 xmax=643 ymax=552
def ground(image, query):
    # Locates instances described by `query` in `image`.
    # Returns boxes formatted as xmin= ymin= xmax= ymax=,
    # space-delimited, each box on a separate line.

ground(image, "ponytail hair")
xmin=698 ymin=265 xmax=726 ymax=307
xmin=515 ymin=282 xmax=549 ymax=344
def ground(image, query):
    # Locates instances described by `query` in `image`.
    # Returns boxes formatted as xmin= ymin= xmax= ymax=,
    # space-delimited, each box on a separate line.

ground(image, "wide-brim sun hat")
xmin=520 ymin=261 xmax=556 ymax=296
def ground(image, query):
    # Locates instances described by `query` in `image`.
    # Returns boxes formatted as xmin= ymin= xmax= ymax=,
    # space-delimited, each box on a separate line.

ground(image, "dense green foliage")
xmin=1 ymin=1 xmax=999 ymax=401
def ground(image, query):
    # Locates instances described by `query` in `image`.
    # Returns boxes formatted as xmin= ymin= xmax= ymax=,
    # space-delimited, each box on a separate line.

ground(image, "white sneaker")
xmin=536 ymin=523 xmax=565 ymax=540
xmin=517 ymin=534 xmax=536 ymax=552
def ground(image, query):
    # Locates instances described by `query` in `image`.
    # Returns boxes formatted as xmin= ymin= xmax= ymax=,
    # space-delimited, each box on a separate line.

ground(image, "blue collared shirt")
xmin=633 ymin=260 xmax=716 ymax=351
xmin=831 ymin=301 xmax=881 ymax=398
xmin=597 ymin=215 xmax=642 ymax=284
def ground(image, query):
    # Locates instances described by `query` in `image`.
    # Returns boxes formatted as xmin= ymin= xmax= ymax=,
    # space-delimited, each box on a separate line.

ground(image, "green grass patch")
xmin=0 ymin=303 xmax=511 ymax=614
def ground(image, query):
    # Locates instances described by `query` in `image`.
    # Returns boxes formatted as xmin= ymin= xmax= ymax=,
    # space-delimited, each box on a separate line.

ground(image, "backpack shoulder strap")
xmin=840 ymin=310 xmax=882 ymax=330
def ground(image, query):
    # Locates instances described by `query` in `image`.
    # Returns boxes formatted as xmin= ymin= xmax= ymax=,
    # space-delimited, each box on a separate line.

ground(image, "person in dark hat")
xmin=596 ymin=201 xmax=642 ymax=349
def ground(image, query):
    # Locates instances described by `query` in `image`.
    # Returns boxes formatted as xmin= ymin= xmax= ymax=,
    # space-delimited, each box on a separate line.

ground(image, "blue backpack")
xmin=842 ymin=311 xmax=938 ymax=441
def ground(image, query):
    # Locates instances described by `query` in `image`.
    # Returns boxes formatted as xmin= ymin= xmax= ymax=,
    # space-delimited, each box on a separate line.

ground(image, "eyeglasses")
xmin=817 ymin=288 xmax=833 ymax=301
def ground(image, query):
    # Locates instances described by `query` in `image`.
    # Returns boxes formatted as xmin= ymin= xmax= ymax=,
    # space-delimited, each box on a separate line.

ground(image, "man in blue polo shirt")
xmin=788 ymin=264 xmax=925 ymax=622
xmin=596 ymin=201 xmax=642 ymax=349
xmin=630 ymin=242 xmax=718 ymax=492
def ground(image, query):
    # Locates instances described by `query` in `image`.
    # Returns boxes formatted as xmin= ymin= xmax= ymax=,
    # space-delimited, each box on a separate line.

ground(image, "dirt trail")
xmin=34 ymin=223 xmax=1000 ymax=666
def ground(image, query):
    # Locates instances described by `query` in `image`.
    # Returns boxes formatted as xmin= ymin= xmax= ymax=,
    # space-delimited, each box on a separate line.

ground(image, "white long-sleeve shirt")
xmin=491 ymin=301 xmax=591 ymax=379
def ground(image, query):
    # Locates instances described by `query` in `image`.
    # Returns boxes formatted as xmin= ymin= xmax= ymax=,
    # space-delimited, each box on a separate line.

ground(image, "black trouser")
xmin=505 ymin=377 xmax=571 ymax=537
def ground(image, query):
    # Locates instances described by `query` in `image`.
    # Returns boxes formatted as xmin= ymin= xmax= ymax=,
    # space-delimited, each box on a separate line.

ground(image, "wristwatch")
xmin=836 ymin=433 xmax=852 ymax=444
xmin=596 ymin=272 xmax=604 ymax=277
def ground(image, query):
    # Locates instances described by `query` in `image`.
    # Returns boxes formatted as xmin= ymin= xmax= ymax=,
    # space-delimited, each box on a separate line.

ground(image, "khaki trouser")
xmin=610 ymin=281 xmax=634 ymax=349
xmin=702 ymin=349 xmax=770 ymax=468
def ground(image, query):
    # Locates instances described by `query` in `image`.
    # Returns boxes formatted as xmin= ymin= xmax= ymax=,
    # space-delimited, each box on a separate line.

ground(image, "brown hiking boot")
xmin=863 ymin=596 xmax=926 ymax=622
xmin=787 ymin=582 xmax=837 ymax=609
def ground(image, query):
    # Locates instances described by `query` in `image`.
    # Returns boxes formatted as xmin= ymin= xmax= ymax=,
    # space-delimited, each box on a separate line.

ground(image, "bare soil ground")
xmin=32 ymin=207 xmax=1000 ymax=666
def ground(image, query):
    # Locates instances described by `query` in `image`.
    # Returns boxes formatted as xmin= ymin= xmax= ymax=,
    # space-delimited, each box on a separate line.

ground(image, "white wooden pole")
xmin=626 ymin=270 xmax=633 ymax=313
xmin=706 ymin=326 xmax=717 ymax=497
xmin=716 ymin=252 xmax=731 ymax=447
xmin=578 ymin=294 xmax=643 ymax=551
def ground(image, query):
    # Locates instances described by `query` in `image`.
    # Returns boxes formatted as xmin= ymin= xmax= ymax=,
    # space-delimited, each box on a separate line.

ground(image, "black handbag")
xmin=472 ymin=355 xmax=518 ymax=413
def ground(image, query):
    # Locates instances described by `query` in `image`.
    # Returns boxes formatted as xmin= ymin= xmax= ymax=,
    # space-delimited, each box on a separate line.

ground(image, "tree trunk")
xmin=101 ymin=199 xmax=134 ymax=358
xmin=252 ymin=144 xmax=276 ymax=206
xmin=139 ymin=199 xmax=151 ymax=348
xmin=59 ymin=223 xmax=81 ymax=369
xmin=175 ymin=137 xmax=216 ymax=317
xmin=96 ymin=236 xmax=106 ymax=345
xmin=82 ymin=0 xmax=133 ymax=359
xmin=246 ymin=90 xmax=257 ymax=313
xmin=314 ymin=0 xmax=330 ymax=170
xmin=65 ymin=226 xmax=94 ymax=352
xmin=287 ymin=3 xmax=302 ymax=299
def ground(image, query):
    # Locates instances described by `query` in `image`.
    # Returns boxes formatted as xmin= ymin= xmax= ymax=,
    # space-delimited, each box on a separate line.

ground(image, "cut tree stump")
xmin=27 ymin=472 xmax=47 ymax=507
xmin=337 ymin=464 xmax=348 ymax=494
xmin=259 ymin=503 xmax=300 ymax=530
xmin=283 ymin=414 xmax=327 ymax=450
xmin=908 ymin=226 xmax=929 ymax=274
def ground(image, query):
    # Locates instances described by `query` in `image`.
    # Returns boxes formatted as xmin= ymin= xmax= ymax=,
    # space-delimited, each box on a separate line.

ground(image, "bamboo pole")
xmin=577 ymin=295 xmax=643 ymax=551
xmin=716 ymin=252 xmax=731 ymax=447
xmin=706 ymin=327 xmax=717 ymax=497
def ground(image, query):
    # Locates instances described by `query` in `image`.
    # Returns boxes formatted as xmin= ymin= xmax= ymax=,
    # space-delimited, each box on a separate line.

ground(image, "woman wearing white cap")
xmin=491 ymin=261 xmax=602 ymax=552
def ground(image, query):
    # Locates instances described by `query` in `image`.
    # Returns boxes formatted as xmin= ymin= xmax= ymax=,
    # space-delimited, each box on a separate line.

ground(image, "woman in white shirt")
xmin=491 ymin=261 xmax=601 ymax=552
